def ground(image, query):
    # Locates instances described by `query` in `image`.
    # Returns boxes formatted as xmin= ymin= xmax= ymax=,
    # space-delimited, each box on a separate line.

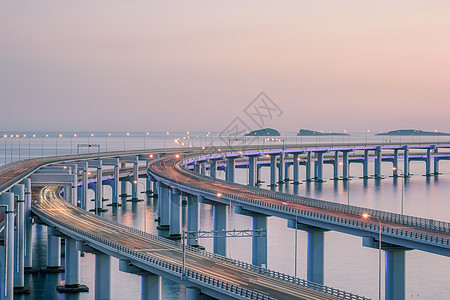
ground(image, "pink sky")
xmin=1 ymin=1 xmax=450 ymax=133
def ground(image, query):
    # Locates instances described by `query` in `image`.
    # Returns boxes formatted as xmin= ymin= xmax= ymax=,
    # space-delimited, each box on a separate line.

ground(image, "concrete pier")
xmin=0 ymin=192 xmax=15 ymax=300
xmin=374 ymin=146 xmax=382 ymax=179
xmin=187 ymin=195 xmax=200 ymax=246
xmin=213 ymin=203 xmax=228 ymax=256
xmin=385 ymin=249 xmax=406 ymax=300
xmin=45 ymin=227 xmax=63 ymax=272
xmin=307 ymin=228 xmax=325 ymax=285
xmin=292 ymin=153 xmax=300 ymax=184
xmin=168 ymin=188 xmax=182 ymax=239
xmin=269 ymin=154 xmax=277 ymax=186
xmin=247 ymin=155 xmax=258 ymax=186
xmin=252 ymin=214 xmax=267 ymax=267
xmin=141 ymin=273 xmax=162 ymax=300
xmin=305 ymin=151 xmax=312 ymax=181
xmin=95 ymin=253 xmax=111 ymax=300
xmin=186 ymin=287 xmax=201 ymax=300
xmin=226 ymin=157 xmax=235 ymax=182
xmin=403 ymin=146 xmax=409 ymax=176
xmin=157 ymin=183 xmax=170 ymax=230
xmin=57 ymin=237 xmax=88 ymax=293
xmin=278 ymin=153 xmax=285 ymax=183
xmin=363 ymin=150 xmax=369 ymax=178
xmin=342 ymin=150 xmax=350 ymax=180
xmin=22 ymin=178 xmax=33 ymax=271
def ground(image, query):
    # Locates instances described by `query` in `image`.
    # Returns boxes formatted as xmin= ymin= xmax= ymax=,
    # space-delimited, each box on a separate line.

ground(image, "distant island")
xmin=297 ymin=129 xmax=349 ymax=136
xmin=376 ymin=129 xmax=450 ymax=136
xmin=245 ymin=128 xmax=280 ymax=136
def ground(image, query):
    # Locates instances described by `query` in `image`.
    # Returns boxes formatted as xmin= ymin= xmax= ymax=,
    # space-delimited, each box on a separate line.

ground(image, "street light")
xmin=71 ymin=134 xmax=77 ymax=155
xmin=106 ymin=133 xmax=111 ymax=152
xmin=362 ymin=213 xmax=382 ymax=300
xmin=393 ymin=167 xmax=405 ymax=215
xmin=144 ymin=132 xmax=149 ymax=149
xmin=41 ymin=134 xmax=48 ymax=157
xmin=164 ymin=132 xmax=169 ymax=149
xmin=124 ymin=132 xmax=130 ymax=150
xmin=56 ymin=134 xmax=62 ymax=156
xmin=3 ymin=134 xmax=7 ymax=164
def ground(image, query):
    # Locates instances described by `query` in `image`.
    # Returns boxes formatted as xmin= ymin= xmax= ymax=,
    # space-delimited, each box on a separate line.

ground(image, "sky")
xmin=1 ymin=1 xmax=450 ymax=134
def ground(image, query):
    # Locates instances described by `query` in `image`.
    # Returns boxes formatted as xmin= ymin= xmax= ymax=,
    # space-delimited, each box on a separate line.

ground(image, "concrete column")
xmin=146 ymin=174 xmax=152 ymax=195
xmin=385 ymin=249 xmax=406 ymax=300
xmin=46 ymin=227 xmax=62 ymax=270
xmin=81 ymin=163 xmax=88 ymax=210
xmin=269 ymin=154 xmax=277 ymax=186
xmin=293 ymin=153 xmax=300 ymax=184
xmin=64 ymin=238 xmax=80 ymax=286
xmin=193 ymin=162 xmax=200 ymax=174
xmin=278 ymin=153 xmax=285 ymax=183
xmin=0 ymin=192 xmax=14 ymax=300
xmin=393 ymin=149 xmax=399 ymax=177
xmin=403 ymin=146 xmax=409 ymax=176
xmin=315 ymin=152 xmax=324 ymax=182
xmin=95 ymin=253 xmax=111 ymax=300
xmin=256 ymin=165 xmax=262 ymax=184
xmin=187 ymin=195 xmax=200 ymax=246
xmin=252 ymin=215 xmax=267 ymax=267
xmin=132 ymin=159 xmax=139 ymax=200
xmin=96 ymin=161 xmax=103 ymax=211
xmin=113 ymin=161 xmax=120 ymax=204
xmin=363 ymin=150 xmax=369 ymax=178
xmin=120 ymin=163 xmax=128 ymax=197
xmin=186 ymin=287 xmax=200 ymax=300
xmin=67 ymin=174 xmax=77 ymax=206
xmin=305 ymin=152 xmax=312 ymax=181
xmin=157 ymin=183 xmax=170 ymax=229
xmin=426 ymin=149 xmax=432 ymax=176
xmin=23 ymin=178 xmax=33 ymax=270
xmin=434 ymin=157 xmax=440 ymax=175
xmin=333 ymin=151 xmax=339 ymax=180
xmin=284 ymin=161 xmax=290 ymax=181
xmin=226 ymin=157 xmax=235 ymax=182
xmin=213 ymin=203 xmax=228 ymax=256
xmin=200 ymin=162 xmax=206 ymax=175
xmin=375 ymin=146 xmax=382 ymax=179
xmin=141 ymin=273 xmax=161 ymax=300
xmin=307 ymin=228 xmax=325 ymax=284
xmin=342 ymin=151 xmax=349 ymax=180
xmin=248 ymin=156 xmax=257 ymax=186
xmin=168 ymin=188 xmax=182 ymax=239
xmin=209 ymin=160 xmax=217 ymax=178
xmin=11 ymin=184 xmax=26 ymax=290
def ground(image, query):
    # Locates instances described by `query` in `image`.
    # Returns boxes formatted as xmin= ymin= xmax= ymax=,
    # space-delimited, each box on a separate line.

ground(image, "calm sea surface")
xmin=6 ymin=132 xmax=450 ymax=300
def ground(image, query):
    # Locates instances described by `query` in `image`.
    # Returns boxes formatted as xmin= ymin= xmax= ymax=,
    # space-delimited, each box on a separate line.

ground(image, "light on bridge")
xmin=149 ymin=154 xmax=154 ymax=158
xmin=175 ymin=154 xmax=180 ymax=159
xmin=217 ymin=193 xmax=222 ymax=197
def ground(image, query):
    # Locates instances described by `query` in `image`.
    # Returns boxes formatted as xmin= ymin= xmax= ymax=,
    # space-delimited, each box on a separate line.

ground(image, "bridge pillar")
xmin=193 ymin=162 xmax=200 ymax=174
xmin=426 ymin=148 xmax=432 ymax=176
xmin=363 ymin=150 xmax=369 ymax=178
xmin=46 ymin=227 xmax=63 ymax=272
xmin=11 ymin=184 xmax=29 ymax=293
xmin=374 ymin=146 xmax=382 ymax=179
xmin=305 ymin=151 xmax=312 ymax=181
xmin=65 ymin=174 xmax=77 ymax=206
xmin=256 ymin=164 xmax=262 ymax=184
xmin=141 ymin=273 xmax=162 ymax=300
xmin=278 ymin=153 xmax=285 ymax=183
xmin=342 ymin=151 xmax=350 ymax=180
xmin=434 ymin=156 xmax=440 ymax=175
xmin=132 ymin=159 xmax=139 ymax=201
xmin=157 ymin=183 xmax=170 ymax=230
xmin=332 ymin=151 xmax=339 ymax=180
xmin=22 ymin=178 xmax=33 ymax=271
xmin=269 ymin=154 xmax=277 ymax=186
xmin=187 ymin=195 xmax=200 ymax=246
xmin=95 ymin=161 xmax=104 ymax=212
xmin=120 ymin=162 xmax=128 ymax=198
xmin=112 ymin=160 xmax=120 ymax=205
xmin=252 ymin=214 xmax=267 ymax=267
xmin=146 ymin=174 xmax=153 ymax=195
xmin=81 ymin=162 xmax=88 ymax=210
xmin=385 ymin=248 xmax=405 ymax=300
xmin=152 ymin=180 xmax=159 ymax=198
xmin=247 ymin=155 xmax=257 ymax=186
xmin=186 ymin=287 xmax=201 ymax=300
xmin=213 ymin=203 xmax=228 ymax=256
xmin=307 ymin=228 xmax=325 ymax=285
xmin=200 ymin=162 xmax=206 ymax=175
xmin=315 ymin=152 xmax=324 ymax=182
xmin=0 ymin=192 xmax=15 ymax=300
xmin=393 ymin=149 xmax=399 ymax=177
xmin=293 ymin=153 xmax=300 ymax=184
xmin=226 ymin=157 xmax=235 ymax=182
xmin=168 ymin=188 xmax=182 ymax=239
xmin=95 ymin=252 xmax=111 ymax=300
xmin=57 ymin=238 xmax=88 ymax=293
xmin=285 ymin=161 xmax=290 ymax=182
xmin=209 ymin=160 xmax=217 ymax=178
xmin=403 ymin=146 xmax=409 ymax=176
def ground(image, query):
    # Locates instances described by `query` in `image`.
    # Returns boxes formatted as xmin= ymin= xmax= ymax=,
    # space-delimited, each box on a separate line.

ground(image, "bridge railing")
xmin=150 ymin=158 xmax=450 ymax=248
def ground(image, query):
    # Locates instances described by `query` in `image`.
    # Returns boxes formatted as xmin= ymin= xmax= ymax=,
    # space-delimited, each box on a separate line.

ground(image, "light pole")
xmin=144 ymin=132 xmax=149 ymax=149
xmin=164 ymin=132 xmax=169 ymax=149
xmin=41 ymin=134 xmax=48 ymax=157
xmin=393 ymin=167 xmax=405 ymax=215
xmin=124 ymin=132 xmax=130 ymax=150
xmin=29 ymin=134 xmax=35 ymax=159
xmin=106 ymin=133 xmax=111 ymax=152
xmin=294 ymin=214 xmax=298 ymax=278
xmin=3 ymin=134 xmax=7 ymax=164
xmin=88 ymin=133 xmax=94 ymax=153
xmin=17 ymin=134 xmax=21 ymax=160
xmin=362 ymin=213 xmax=382 ymax=300
xmin=56 ymin=134 xmax=62 ymax=156
xmin=71 ymin=134 xmax=77 ymax=155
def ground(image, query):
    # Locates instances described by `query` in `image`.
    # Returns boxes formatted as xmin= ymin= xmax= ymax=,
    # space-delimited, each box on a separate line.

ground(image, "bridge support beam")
xmin=278 ymin=153 xmax=285 ymax=183
xmin=57 ymin=238 xmax=88 ymax=293
xmin=187 ymin=195 xmax=200 ymax=246
xmin=213 ymin=203 xmax=228 ymax=256
xmin=152 ymin=180 xmax=158 ymax=198
xmin=426 ymin=148 xmax=432 ymax=176
xmin=342 ymin=151 xmax=350 ymax=180
xmin=95 ymin=160 xmax=105 ymax=212
xmin=252 ymin=214 xmax=267 ymax=267
xmin=81 ymin=162 xmax=88 ymax=210
xmin=305 ymin=152 xmax=312 ymax=181
xmin=11 ymin=184 xmax=30 ymax=294
xmin=393 ymin=149 xmax=399 ymax=177
xmin=363 ymin=150 xmax=369 ymax=178
xmin=0 ymin=192 xmax=15 ymax=300
xmin=374 ymin=146 xmax=382 ymax=179
xmin=247 ymin=155 xmax=257 ymax=186
xmin=23 ymin=178 xmax=34 ymax=272
xmin=157 ymin=183 xmax=170 ymax=230
xmin=209 ymin=160 xmax=217 ymax=178
xmin=132 ymin=159 xmax=139 ymax=200
xmin=307 ymin=228 xmax=325 ymax=285
xmin=45 ymin=227 xmax=64 ymax=272
xmin=256 ymin=165 xmax=262 ymax=184
xmin=95 ymin=252 xmax=111 ymax=300
xmin=113 ymin=160 xmax=120 ymax=205
xmin=403 ymin=146 xmax=409 ymax=176
xmin=120 ymin=163 xmax=128 ymax=198
xmin=385 ymin=249 xmax=405 ymax=300
xmin=186 ymin=287 xmax=200 ymax=300
xmin=314 ymin=152 xmax=325 ymax=182
xmin=141 ymin=273 xmax=162 ymax=300
xmin=168 ymin=188 xmax=182 ymax=239
xmin=434 ymin=157 xmax=440 ymax=175
xmin=332 ymin=151 xmax=339 ymax=180
xmin=292 ymin=153 xmax=300 ymax=184
xmin=193 ymin=162 xmax=200 ymax=174
xmin=269 ymin=154 xmax=277 ymax=186
xmin=226 ymin=157 xmax=235 ymax=182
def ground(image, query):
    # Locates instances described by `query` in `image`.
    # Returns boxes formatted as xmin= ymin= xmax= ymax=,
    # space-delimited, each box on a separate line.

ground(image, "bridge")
xmin=1 ymin=142 xmax=449 ymax=299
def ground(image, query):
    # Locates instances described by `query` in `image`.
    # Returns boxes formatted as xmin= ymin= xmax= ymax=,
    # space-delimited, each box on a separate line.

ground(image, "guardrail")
xmin=32 ymin=196 xmax=369 ymax=300
xmin=148 ymin=156 xmax=450 ymax=249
